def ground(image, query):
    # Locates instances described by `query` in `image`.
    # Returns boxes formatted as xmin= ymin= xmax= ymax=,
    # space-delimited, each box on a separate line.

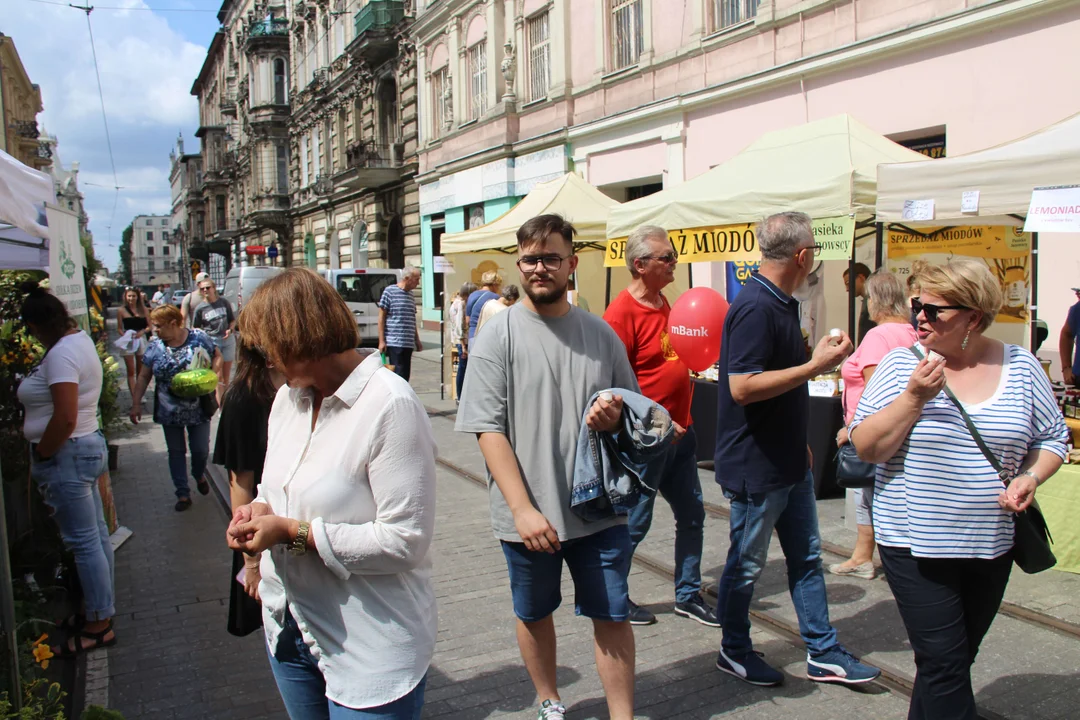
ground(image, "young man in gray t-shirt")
xmin=455 ymin=214 xmax=639 ymax=720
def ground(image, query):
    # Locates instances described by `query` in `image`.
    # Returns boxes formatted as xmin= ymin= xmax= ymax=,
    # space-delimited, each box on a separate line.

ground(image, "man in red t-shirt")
xmin=603 ymin=225 xmax=717 ymax=629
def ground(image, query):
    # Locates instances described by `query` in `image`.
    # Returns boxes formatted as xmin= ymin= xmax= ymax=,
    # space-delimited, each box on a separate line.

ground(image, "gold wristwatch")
xmin=289 ymin=521 xmax=310 ymax=556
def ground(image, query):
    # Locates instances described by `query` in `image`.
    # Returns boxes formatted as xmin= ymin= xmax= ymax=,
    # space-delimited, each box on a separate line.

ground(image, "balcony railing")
xmin=346 ymin=140 xmax=403 ymax=170
xmin=248 ymin=18 xmax=289 ymax=38
xmin=11 ymin=121 xmax=39 ymax=140
xmin=354 ymin=0 xmax=405 ymax=37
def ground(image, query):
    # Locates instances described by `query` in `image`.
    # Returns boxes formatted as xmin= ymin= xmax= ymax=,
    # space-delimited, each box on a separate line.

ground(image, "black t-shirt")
xmin=715 ymin=273 xmax=809 ymax=494
xmin=193 ymin=298 xmax=235 ymax=340
xmin=212 ymin=384 xmax=272 ymax=487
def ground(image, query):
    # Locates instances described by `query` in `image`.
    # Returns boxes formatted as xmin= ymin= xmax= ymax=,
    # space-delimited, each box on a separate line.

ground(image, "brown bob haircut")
xmin=149 ymin=304 xmax=184 ymax=326
xmin=516 ymin=214 xmax=578 ymax=251
xmin=237 ymin=267 xmax=359 ymax=365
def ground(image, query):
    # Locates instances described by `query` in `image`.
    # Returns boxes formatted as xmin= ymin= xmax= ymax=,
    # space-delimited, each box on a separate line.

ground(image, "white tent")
xmin=442 ymin=172 xmax=619 ymax=253
xmin=607 ymin=114 xmax=928 ymax=238
xmin=876 ymin=111 xmax=1080 ymax=226
xmin=0 ymin=147 xmax=51 ymax=240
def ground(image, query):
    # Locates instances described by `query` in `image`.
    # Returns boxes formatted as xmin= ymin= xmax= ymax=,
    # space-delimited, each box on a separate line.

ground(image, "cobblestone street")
xmin=93 ymin=331 xmax=1080 ymax=719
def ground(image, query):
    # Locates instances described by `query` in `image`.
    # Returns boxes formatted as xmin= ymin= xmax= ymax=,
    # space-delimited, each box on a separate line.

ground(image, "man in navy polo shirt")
xmin=713 ymin=211 xmax=881 ymax=688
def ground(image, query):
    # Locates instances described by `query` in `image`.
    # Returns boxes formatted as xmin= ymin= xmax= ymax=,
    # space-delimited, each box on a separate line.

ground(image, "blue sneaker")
xmin=715 ymin=648 xmax=784 ymax=687
xmin=807 ymin=646 xmax=881 ymax=685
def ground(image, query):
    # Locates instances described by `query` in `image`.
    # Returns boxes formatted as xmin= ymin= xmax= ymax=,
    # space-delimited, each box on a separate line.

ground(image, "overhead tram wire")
xmin=22 ymin=0 xmax=217 ymax=12
xmin=70 ymin=3 xmax=123 ymax=246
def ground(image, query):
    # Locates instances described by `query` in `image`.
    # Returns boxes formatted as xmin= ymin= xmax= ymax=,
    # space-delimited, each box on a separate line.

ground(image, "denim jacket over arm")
xmin=571 ymin=387 xmax=675 ymax=522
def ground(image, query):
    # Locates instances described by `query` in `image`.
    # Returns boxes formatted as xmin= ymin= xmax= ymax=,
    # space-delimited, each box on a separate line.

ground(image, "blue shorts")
xmin=500 ymin=524 xmax=632 ymax=623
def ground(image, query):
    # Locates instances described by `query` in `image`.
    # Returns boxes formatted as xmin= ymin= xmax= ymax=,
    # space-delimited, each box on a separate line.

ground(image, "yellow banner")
xmin=887 ymin=225 xmax=1031 ymax=324
xmin=604 ymin=216 xmax=855 ymax=267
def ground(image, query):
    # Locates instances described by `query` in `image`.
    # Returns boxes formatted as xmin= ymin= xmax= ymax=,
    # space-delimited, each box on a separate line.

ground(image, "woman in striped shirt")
xmin=850 ymin=258 xmax=1067 ymax=720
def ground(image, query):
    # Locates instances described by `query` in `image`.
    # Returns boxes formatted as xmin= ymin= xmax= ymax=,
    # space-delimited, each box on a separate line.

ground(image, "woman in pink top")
xmin=831 ymin=270 xmax=918 ymax=580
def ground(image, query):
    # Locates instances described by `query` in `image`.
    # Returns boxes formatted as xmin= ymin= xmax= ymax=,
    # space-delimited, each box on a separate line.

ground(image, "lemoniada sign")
xmin=1024 ymin=185 xmax=1080 ymax=233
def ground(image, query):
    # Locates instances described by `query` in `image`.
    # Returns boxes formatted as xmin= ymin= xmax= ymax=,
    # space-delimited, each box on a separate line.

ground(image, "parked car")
xmin=222 ymin=266 xmax=283 ymax=315
xmin=170 ymin=289 xmax=191 ymax=308
xmin=321 ymin=268 xmax=402 ymax=347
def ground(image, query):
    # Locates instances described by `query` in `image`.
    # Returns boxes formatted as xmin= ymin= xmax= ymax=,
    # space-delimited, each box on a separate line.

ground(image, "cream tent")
xmin=442 ymin=172 xmax=618 ymax=253
xmin=606 ymin=114 xmax=928 ymax=238
xmin=876 ymin=111 xmax=1080 ymax=226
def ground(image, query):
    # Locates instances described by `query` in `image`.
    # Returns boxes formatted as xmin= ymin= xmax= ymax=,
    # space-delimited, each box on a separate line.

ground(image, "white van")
xmin=322 ymin=268 xmax=402 ymax=346
xmin=222 ymin=266 xmax=283 ymax=315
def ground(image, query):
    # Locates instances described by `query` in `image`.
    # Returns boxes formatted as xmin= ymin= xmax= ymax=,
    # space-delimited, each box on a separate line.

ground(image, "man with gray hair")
xmin=378 ymin=266 xmax=423 ymax=381
xmin=712 ymin=211 xmax=880 ymax=688
xmin=603 ymin=225 xmax=716 ymax=628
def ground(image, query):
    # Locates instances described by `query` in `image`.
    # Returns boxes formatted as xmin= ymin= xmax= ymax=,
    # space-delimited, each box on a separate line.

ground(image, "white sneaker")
xmin=537 ymin=699 xmax=566 ymax=720
xmin=828 ymin=561 xmax=876 ymax=580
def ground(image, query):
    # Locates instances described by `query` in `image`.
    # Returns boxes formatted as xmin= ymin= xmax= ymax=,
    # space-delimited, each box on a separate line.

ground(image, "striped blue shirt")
xmin=850 ymin=343 xmax=1068 ymax=560
xmin=378 ymin=284 xmax=416 ymax=349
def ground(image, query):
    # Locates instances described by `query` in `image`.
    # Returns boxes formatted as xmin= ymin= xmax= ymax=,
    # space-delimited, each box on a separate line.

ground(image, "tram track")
xmin=432 ymin=439 xmax=1019 ymax=720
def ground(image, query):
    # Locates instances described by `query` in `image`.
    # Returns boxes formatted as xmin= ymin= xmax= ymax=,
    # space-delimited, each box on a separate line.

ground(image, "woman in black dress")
xmin=116 ymin=287 xmax=150 ymax=399
xmin=213 ymin=342 xmax=282 ymax=636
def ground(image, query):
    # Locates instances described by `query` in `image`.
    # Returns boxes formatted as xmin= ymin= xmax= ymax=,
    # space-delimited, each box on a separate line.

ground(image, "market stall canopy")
xmin=441 ymin=172 xmax=620 ymax=253
xmin=0 ymin=224 xmax=48 ymax=271
xmin=0 ymin=147 xmax=51 ymax=240
xmin=606 ymin=114 xmax=928 ymax=239
xmin=876 ymin=111 xmax=1080 ymax=227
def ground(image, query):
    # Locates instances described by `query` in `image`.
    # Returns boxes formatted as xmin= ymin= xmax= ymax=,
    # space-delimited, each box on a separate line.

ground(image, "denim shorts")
xmin=500 ymin=524 xmax=631 ymax=623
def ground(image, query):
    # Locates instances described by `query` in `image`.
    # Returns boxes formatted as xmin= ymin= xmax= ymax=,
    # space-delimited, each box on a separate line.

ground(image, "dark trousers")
xmin=455 ymin=343 xmax=467 ymax=399
xmin=879 ymin=545 xmax=1012 ymax=720
xmin=387 ymin=347 xmax=413 ymax=382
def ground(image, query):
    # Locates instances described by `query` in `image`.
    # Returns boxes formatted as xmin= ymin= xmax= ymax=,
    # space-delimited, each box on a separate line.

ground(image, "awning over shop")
xmin=876 ymin=111 xmax=1080 ymax=227
xmin=606 ymin=114 xmax=928 ymax=239
xmin=442 ymin=172 xmax=620 ymax=253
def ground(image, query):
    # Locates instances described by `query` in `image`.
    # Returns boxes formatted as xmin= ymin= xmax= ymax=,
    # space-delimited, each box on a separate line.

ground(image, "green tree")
xmin=117 ymin=224 xmax=133 ymax=285
xmin=80 ymin=232 xmax=102 ymax=279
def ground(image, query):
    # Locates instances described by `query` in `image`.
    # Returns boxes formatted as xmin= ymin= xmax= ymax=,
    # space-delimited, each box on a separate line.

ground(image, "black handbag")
xmin=199 ymin=391 xmax=219 ymax=419
xmin=910 ymin=347 xmax=1056 ymax=574
xmin=835 ymin=441 xmax=876 ymax=489
xmin=834 ymin=381 xmax=876 ymax=489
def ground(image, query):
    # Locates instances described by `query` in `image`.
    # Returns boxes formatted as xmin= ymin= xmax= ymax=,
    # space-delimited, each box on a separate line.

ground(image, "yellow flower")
xmin=32 ymin=636 xmax=53 ymax=670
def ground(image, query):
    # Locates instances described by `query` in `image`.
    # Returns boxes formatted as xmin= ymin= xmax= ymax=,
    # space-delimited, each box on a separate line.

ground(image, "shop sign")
xmin=604 ymin=216 xmax=855 ymax=268
xmin=432 ymin=255 xmax=455 ymax=273
xmin=887 ymin=225 xmax=1031 ymax=324
xmin=245 ymin=245 xmax=267 ymax=256
xmin=1024 ymin=185 xmax=1080 ymax=233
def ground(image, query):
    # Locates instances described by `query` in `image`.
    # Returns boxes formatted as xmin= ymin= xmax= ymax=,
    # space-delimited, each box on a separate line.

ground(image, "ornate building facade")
xmin=0 ymin=32 xmax=49 ymax=171
xmin=169 ymin=134 xmax=205 ymax=287
xmin=42 ymin=133 xmax=90 ymax=241
xmin=286 ymin=0 xmax=419 ymax=271
xmin=191 ymin=0 xmax=292 ymax=279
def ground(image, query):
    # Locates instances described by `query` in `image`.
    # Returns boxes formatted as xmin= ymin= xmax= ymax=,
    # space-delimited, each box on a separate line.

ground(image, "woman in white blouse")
xmin=851 ymin=258 xmax=1067 ymax=720
xmin=226 ymin=268 xmax=437 ymax=720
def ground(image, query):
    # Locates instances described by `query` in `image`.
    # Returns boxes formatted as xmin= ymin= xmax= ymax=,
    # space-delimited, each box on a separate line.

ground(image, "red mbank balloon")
xmin=668 ymin=287 xmax=730 ymax=372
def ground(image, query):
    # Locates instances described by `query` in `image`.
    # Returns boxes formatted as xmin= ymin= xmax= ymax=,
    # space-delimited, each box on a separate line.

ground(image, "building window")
xmin=162 ymin=231 xmax=170 ymax=243
xmin=334 ymin=15 xmax=345 ymax=59
xmin=216 ymin=195 xmax=226 ymax=230
xmin=148 ymin=260 xmax=155 ymax=272
xmin=163 ymin=244 xmax=170 ymax=256
xmin=322 ymin=17 xmax=330 ymax=67
xmin=297 ymin=37 xmax=306 ymax=90
xmin=161 ymin=219 xmax=168 ymax=226
xmin=467 ymin=42 xmax=488 ymax=121
xmin=711 ymin=0 xmax=759 ymax=31
xmin=301 ymin=136 xmax=310 ymax=187
xmin=431 ymin=67 xmax=449 ymax=139
xmin=313 ymin=127 xmax=322 ymax=178
xmin=274 ymin=58 xmax=287 ymax=104
xmin=610 ymin=0 xmax=643 ymax=71
xmin=337 ymin=108 xmax=348 ymax=168
xmin=146 ymin=231 xmax=153 ymax=242
xmin=277 ymin=144 xmax=289 ymax=193
xmin=147 ymin=246 xmax=155 ymax=256
xmin=526 ymin=11 xmax=551 ymax=103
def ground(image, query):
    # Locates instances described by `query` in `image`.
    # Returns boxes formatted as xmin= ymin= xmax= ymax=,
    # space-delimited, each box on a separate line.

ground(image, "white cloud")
xmin=4 ymin=0 xmax=209 ymax=269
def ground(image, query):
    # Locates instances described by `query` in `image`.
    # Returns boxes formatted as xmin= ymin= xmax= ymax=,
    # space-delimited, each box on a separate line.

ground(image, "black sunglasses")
xmin=640 ymin=252 xmax=679 ymax=265
xmin=911 ymin=298 xmax=969 ymax=323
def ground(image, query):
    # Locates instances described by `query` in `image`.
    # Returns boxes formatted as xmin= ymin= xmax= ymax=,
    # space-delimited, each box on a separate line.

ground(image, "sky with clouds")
xmin=5 ymin=0 xmax=221 ymax=272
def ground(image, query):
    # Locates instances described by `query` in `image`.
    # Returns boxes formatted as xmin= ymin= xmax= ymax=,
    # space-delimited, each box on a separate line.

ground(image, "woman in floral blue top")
xmin=131 ymin=305 xmax=220 ymax=511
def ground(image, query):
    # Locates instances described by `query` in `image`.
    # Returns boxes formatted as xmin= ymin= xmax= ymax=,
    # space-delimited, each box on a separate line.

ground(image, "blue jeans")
xmin=31 ymin=431 xmax=115 ymax=620
xmin=161 ymin=422 xmax=210 ymax=499
xmin=717 ymin=469 xmax=838 ymax=657
xmin=629 ymin=426 xmax=704 ymax=603
xmin=455 ymin=344 xmax=467 ymax=398
xmin=268 ymin=611 xmax=427 ymax=720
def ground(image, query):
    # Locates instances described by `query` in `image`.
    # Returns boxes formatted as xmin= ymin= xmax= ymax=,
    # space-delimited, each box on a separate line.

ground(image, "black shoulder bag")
xmin=910 ymin=346 xmax=1055 ymax=574
xmin=835 ymin=383 xmax=876 ymax=489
